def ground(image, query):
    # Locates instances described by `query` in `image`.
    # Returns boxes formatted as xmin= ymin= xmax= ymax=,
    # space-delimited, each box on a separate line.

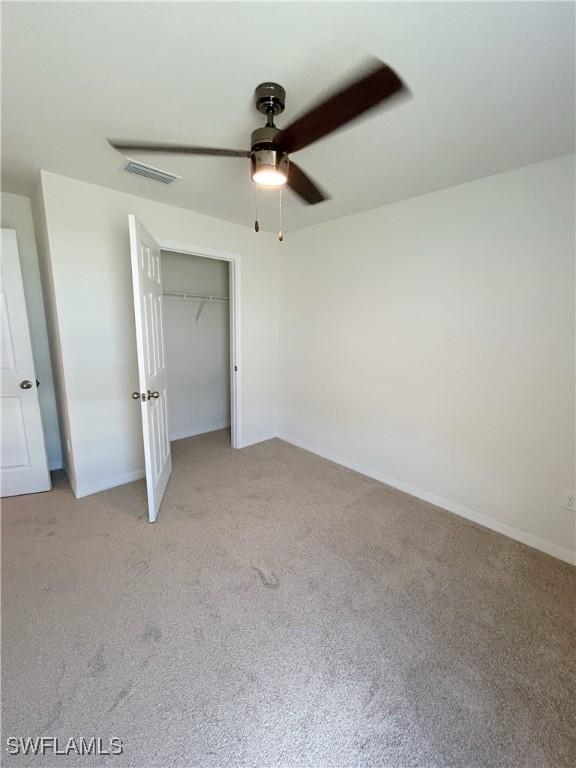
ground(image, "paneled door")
xmin=0 ymin=229 xmax=50 ymax=496
xmin=128 ymin=215 xmax=171 ymax=522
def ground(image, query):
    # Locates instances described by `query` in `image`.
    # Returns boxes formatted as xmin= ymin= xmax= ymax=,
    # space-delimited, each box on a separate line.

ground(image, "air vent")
xmin=124 ymin=159 xmax=180 ymax=185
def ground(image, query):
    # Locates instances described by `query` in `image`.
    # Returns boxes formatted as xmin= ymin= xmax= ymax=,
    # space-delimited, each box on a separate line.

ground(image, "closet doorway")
xmin=128 ymin=216 xmax=241 ymax=522
xmin=162 ymin=250 xmax=232 ymax=443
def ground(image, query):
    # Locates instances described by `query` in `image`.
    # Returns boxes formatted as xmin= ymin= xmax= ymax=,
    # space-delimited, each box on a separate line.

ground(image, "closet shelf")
xmin=163 ymin=291 xmax=229 ymax=324
xmin=163 ymin=291 xmax=229 ymax=302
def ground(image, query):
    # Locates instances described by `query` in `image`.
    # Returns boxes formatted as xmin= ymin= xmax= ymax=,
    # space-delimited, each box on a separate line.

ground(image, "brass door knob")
xmin=132 ymin=392 xmax=141 ymax=400
xmin=147 ymin=390 xmax=159 ymax=399
xmin=20 ymin=380 xmax=33 ymax=389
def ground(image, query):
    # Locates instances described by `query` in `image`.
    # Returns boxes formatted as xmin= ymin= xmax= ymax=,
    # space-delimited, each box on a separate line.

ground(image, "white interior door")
xmin=0 ymin=229 xmax=50 ymax=497
xmin=128 ymin=215 xmax=171 ymax=522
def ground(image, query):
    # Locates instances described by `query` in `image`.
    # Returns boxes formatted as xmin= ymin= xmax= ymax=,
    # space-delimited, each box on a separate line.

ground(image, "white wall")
xmin=1 ymin=191 xmax=62 ymax=469
xmin=34 ymin=171 xmax=279 ymax=497
xmin=279 ymin=155 xmax=575 ymax=564
xmin=162 ymin=251 xmax=230 ymax=440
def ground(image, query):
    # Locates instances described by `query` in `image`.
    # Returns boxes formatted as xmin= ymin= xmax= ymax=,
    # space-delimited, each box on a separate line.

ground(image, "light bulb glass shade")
xmin=252 ymin=167 xmax=287 ymax=186
xmin=251 ymin=147 xmax=289 ymax=187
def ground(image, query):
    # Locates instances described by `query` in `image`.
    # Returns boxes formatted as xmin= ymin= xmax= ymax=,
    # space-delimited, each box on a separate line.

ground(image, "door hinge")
xmin=234 ymin=365 xmax=238 ymax=372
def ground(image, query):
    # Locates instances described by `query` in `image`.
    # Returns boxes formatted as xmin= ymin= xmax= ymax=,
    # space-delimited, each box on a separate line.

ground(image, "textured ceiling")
xmin=2 ymin=1 xmax=574 ymax=231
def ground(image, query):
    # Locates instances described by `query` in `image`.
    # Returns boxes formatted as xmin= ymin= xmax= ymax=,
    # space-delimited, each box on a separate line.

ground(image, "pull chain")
xmin=254 ymin=186 xmax=260 ymax=233
xmin=278 ymin=187 xmax=283 ymax=242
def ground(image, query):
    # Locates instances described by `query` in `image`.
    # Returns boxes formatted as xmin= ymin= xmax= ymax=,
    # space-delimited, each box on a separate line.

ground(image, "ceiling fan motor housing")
xmin=251 ymin=126 xmax=289 ymax=183
xmin=254 ymin=82 xmax=286 ymax=117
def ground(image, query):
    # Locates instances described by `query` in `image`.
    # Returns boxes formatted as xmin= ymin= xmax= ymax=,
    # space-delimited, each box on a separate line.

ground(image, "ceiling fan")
xmin=108 ymin=58 xmax=409 ymax=206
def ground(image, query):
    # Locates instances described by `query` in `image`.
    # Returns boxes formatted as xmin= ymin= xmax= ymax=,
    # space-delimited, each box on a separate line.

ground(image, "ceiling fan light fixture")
xmin=252 ymin=167 xmax=287 ymax=186
xmin=110 ymin=60 xmax=408 ymax=207
xmin=251 ymin=146 xmax=288 ymax=187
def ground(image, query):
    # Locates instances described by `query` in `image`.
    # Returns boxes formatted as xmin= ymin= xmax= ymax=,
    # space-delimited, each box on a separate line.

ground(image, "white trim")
xmin=74 ymin=469 xmax=145 ymax=499
xmin=62 ymin=463 xmax=75 ymax=495
xmin=170 ymin=422 xmax=230 ymax=442
xmin=158 ymin=238 xmax=242 ymax=450
xmin=240 ymin=432 xmax=278 ymax=449
xmin=277 ymin=433 xmax=576 ymax=566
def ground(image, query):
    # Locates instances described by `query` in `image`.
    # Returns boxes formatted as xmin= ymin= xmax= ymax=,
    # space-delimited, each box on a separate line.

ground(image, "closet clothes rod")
xmin=163 ymin=291 xmax=229 ymax=302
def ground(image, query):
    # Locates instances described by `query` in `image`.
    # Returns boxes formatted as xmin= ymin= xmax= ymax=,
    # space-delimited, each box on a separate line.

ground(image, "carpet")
xmin=2 ymin=430 xmax=575 ymax=767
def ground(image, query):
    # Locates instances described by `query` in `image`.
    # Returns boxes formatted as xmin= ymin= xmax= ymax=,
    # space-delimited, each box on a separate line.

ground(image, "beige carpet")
xmin=2 ymin=430 xmax=575 ymax=767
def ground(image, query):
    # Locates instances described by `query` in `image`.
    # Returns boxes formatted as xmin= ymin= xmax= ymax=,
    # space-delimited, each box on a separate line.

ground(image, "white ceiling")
xmin=2 ymin=1 xmax=574 ymax=231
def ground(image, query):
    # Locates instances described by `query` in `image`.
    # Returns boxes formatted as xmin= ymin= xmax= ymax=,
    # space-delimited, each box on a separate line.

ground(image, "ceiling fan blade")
xmin=287 ymin=161 xmax=329 ymax=205
xmin=277 ymin=59 xmax=408 ymax=154
xmin=108 ymin=140 xmax=250 ymax=158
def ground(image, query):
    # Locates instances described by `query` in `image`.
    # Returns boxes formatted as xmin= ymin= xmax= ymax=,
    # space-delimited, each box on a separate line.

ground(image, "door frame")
xmin=158 ymin=239 xmax=242 ymax=449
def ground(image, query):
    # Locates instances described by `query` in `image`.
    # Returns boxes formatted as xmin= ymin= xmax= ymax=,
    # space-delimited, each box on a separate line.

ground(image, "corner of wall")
xmin=31 ymin=174 xmax=77 ymax=491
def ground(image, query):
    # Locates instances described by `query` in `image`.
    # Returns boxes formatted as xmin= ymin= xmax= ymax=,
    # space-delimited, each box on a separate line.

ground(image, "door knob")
xmin=132 ymin=391 xmax=142 ymax=400
xmin=147 ymin=390 xmax=159 ymax=400
xmin=20 ymin=380 xmax=33 ymax=389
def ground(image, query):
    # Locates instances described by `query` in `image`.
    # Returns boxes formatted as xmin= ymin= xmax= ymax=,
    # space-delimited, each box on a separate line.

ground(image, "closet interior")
xmin=161 ymin=250 xmax=231 ymax=443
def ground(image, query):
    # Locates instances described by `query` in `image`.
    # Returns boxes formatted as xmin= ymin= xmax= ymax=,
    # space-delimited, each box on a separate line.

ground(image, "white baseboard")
xmin=62 ymin=463 xmax=76 ymax=495
xmin=169 ymin=422 xmax=230 ymax=442
xmin=71 ymin=426 xmax=263 ymax=497
xmin=277 ymin=432 xmax=576 ymax=566
xmin=240 ymin=432 xmax=278 ymax=448
xmin=74 ymin=469 xmax=145 ymax=499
